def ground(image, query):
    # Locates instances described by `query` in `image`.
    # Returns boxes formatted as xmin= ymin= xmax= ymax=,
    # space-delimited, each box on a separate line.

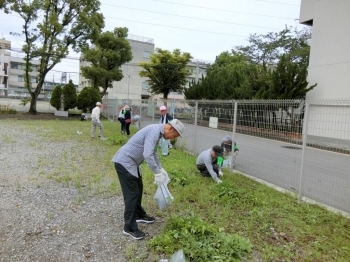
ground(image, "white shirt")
xmin=91 ymin=106 xmax=101 ymax=121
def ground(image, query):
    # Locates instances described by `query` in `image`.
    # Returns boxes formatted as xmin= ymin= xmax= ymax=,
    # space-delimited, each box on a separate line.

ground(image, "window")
xmin=17 ymin=75 xmax=37 ymax=82
xmin=143 ymin=51 xmax=151 ymax=59
xmin=142 ymin=81 xmax=149 ymax=90
xmin=11 ymin=62 xmax=19 ymax=69
xmin=186 ymin=77 xmax=195 ymax=84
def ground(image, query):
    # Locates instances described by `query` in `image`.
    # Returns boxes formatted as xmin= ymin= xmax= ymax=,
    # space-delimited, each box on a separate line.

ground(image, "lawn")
xmin=2 ymin=118 xmax=349 ymax=262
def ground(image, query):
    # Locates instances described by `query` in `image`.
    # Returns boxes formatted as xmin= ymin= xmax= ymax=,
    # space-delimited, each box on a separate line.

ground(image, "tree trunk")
xmin=28 ymin=94 xmax=38 ymax=114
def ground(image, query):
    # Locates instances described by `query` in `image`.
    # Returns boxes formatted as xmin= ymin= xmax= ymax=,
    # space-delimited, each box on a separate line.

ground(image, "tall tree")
xmin=235 ymin=27 xmax=311 ymax=68
xmin=2 ymin=0 xmax=104 ymax=114
xmin=80 ymin=27 xmax=132 ymax=96
xmin=139 ymin=48 xmax=192 ymax=101
xmin=184 ymin=51 xmax=261 ymax=100
xmin=256 ymin=54 xmax=316 ymax=99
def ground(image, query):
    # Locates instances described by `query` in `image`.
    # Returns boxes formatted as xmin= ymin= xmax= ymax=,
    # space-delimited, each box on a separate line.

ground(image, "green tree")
xmin=50 ymin=85 xmax=62 ymax=111
xmin=139 ymin=48 xmax=192 ymax=101
xmin=77 ymin=86 xmax=101 ymax=113
xmin=235 ymin=27 xmax=311 ymax=68
xmin=2 ymin=0 xmax=104 ymax=114
xmin=81 ymin=27 xmax=132 ymax=96
xmin=184 ymin=52 xmax=261 ymax=100
xmin=256 ymin=54 xmax=316 ymax=99
xmin=62 ymin=80 xmax=77 ymax=111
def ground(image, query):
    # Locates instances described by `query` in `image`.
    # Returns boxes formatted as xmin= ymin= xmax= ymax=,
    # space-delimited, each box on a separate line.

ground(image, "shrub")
xmin=0 ymin=104 xmax=17 ymax=114
xmin=148 ymin=214 xmax=252 ymax=261
xmin=77 ymin=86 xmax=101 ymax=113
xmin=50 ymin=85 xmax=62 ymax=110
xmin=62 ymin=80 xmax=77 ymax=111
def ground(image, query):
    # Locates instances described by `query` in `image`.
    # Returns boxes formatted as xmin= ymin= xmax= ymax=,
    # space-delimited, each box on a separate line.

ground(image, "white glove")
xmin=154 ymin=173 xmax=166 ymax=185
xmin=217 ymin=179 xmax=222 ymax=184
xmin=160 ymin=168 xmax=171 ymax=184
xmin=218 ymin=171 xmax=223 ymax=177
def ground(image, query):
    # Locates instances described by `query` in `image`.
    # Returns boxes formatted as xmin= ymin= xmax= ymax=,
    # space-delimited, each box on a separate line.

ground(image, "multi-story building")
xmin=79 ymin=34 xmax=210 ymax=103
xmin=0 ymin=38 xmax=40 ymax=97
xmin=299 ymin=0 xmax=350 ymax=99
xmin=79 ymin=34 xmax=155 ymax=104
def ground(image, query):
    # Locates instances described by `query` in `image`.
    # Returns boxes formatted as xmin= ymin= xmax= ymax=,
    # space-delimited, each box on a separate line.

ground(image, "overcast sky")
xmin=0 ymin=0 xmax=305 ymax=84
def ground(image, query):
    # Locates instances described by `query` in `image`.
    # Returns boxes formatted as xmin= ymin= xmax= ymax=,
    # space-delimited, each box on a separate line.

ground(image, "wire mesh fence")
xmin=102 ymin=98 xmax=350 ymax=214
xmin=1 ymin=97 xmax=347 ymax=213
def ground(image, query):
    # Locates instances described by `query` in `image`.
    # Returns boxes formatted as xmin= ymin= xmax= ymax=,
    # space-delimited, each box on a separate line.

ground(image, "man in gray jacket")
xmin=112 ymin=119 xmax=185 ymax=240
xmin=196 ymin=145 xmax=224 ymax=184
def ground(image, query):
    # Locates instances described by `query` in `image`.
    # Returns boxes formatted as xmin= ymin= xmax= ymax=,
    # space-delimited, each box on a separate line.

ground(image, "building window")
xmin=142 ymin=81 xmax=149 ymax=90
xmin=143 ymin=51 xmax=151 ymax=59
xmin=186 ymin=77 xmax=195 ymax=84
xmin=18 ymin=75 xmax=37 ymax=82
xmin=11 ymin=62 xmax=19 ymax=69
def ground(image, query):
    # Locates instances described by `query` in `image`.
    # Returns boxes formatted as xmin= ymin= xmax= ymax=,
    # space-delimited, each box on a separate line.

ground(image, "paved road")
xmin=140 ymin=117 xmax=350 ymax=214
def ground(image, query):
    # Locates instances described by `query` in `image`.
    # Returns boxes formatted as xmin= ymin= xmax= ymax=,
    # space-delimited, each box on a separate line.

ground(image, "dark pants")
xmin=196 ymin=163 xmax=219 ymax=177
xmin=125 ymin=122 xmax=131 ymax=135
xmin=118 ymin=118 xmax=126 ymax=133
xmin=114 ymin=163 xmax=146 ymax=232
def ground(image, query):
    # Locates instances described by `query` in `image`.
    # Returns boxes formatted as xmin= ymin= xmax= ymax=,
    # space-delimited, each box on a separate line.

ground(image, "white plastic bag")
xmin=169 ymin=249 xmax=186 ymax=262
xmin=154 ymin=183 xmax=174 ymax=210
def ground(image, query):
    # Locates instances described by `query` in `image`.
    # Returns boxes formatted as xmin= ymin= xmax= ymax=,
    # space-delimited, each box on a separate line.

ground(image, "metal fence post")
xmin=193 ymin=101 xmax=198 ymax=153
xmin=231 ymin=101 xmax=238 ymax=171
xmin=298 ymin=102 xmax=310 ymax=201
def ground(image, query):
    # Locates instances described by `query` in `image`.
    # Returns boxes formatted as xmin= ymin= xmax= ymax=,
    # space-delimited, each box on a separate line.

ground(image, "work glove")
xmin=160 ymin=168 xmax=171 ymax=184
xmin=154 ymin=173 xmax=167 ymax=186
xmin=217 ymin=179 xmax=223 ymax=184
xmin=218 ymin=171 xmax=223 ymax=177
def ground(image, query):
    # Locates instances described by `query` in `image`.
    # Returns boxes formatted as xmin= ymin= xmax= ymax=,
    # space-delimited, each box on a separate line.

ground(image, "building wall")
xmin=79 ymin=35 xmax=210 ymax=105
xmin=300 ymin=0 xmax=350 ymax=100
xmin=0 ymin=39 xmax=40 ymax=96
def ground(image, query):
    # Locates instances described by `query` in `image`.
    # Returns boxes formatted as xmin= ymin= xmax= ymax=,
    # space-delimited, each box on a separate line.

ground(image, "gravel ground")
xmin=0 ymin=121 xmax=163 ymax=262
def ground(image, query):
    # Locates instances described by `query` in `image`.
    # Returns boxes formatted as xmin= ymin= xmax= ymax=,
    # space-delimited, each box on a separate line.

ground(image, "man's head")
xmin=163 ymin=119 xmax=185 ymax=139
xmin=160 ymin=106 xmax=167 ymax=116
xmin=96 ymin=102 xmax=102 ymax=108
xmin=211 ymin=145 xmax=223 ymax=158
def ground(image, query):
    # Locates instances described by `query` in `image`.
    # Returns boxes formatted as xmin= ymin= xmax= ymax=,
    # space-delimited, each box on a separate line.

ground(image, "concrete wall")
xmin=300 ymin=0 xmax=350 ymax=100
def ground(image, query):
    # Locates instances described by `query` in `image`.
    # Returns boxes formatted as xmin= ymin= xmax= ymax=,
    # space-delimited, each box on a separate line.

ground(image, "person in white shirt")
xmin=196 ymin=145 xmax=224 ymax=184
xmin=118 ymin=109 xmax=126 ymax=134
xmin=91 ymin=102 xmax=106 ymax=140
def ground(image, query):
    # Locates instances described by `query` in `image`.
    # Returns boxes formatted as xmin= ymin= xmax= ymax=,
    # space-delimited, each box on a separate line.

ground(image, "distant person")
xmin=158 ymin=106 xmax=173 ymax=156
xmin=80 ymin=114 xmax=87 ymax=121
xmin=122 ymin=105 xmax=132 ymax=138
xmin=112 ymin=119 xmax=185 ymax=240
xmin=118 ymin=109 xmax=126 ymax=134
xmin=133 ymin=114 xmax=141 ymax=130
xmin=196 ymin=145 xmax=224 ymax=184
xmin=91 ymin=102 xmax=106 ymax=140
xmin=221 ymin=135 xmax=239 ymax=168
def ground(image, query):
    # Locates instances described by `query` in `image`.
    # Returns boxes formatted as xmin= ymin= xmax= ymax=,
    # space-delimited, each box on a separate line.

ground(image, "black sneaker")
xmin=136 ymin=215 xmax=155 ymax=224
xmin=122 ymin=229 xmax=145 ymax=240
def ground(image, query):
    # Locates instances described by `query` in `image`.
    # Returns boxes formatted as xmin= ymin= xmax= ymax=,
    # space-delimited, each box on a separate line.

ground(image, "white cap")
xmin=168 ymin=119 xmax=185 ymax=137
xmin=160 ymin=106 xmax=167 ymax=111
xmin=96 ymin=102 xmax=102 ymax=106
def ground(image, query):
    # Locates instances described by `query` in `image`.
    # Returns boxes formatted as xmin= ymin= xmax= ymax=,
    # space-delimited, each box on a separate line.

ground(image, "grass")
xmin=2 ymin=118 xmax=350 ymax=261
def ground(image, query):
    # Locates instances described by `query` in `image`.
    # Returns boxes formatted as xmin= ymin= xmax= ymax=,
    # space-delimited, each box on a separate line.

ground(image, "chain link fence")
xmin=2 ymin=97 xmax=347 ymax=214
xmin=101 ymin=98 xmax=350 ymax=214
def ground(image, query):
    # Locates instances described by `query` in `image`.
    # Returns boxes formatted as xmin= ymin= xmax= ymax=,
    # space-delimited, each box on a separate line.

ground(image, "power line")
xmin=152 ymin=0 xmax=297 ymax=20
xmin=101 ymin=3 xmax=281 ymax=30
xmin=255 ymin=0 xmax=299 ymax=6
xmin=104 ymin=17 xmax=249 ymax=37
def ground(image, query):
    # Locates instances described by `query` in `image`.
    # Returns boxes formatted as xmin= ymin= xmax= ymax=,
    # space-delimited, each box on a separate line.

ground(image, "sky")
xmin=0 ymin=0 xmax=305 ymax=85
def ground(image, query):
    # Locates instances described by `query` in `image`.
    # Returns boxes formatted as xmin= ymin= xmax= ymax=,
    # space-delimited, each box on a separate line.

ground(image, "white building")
xmin=79 ymin=34 xmax=209 ymax=103
xmin=0 ymin=38 xmax=40 ymax=97
xmin=299 ymin=0 xmax=350 ymax=100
